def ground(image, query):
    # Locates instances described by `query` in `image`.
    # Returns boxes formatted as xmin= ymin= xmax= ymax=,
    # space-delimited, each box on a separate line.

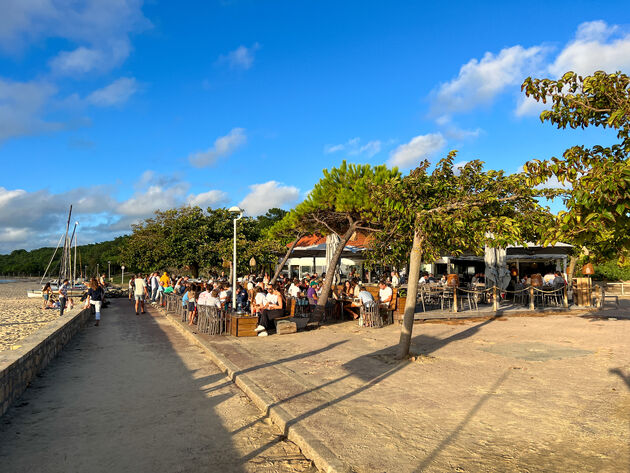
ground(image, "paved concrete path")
xmin=0 ymin=300 xmax=315 ymax=473
xmin=179 ymin=305 xmax=630 ymax=473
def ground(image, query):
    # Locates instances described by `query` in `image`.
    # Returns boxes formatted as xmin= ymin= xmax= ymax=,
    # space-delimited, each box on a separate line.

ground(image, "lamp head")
xmin=228 ymin=206 xmax=244 ymax=219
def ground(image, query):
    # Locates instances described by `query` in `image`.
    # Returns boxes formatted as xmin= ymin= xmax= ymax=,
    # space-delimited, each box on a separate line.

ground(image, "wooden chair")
xmin=360 ymin=302 xmax=382 ymax=328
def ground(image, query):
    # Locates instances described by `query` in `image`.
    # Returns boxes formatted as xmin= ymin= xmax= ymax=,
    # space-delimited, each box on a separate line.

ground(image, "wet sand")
xmin=0 ymin=280 xmax=79 ymax=351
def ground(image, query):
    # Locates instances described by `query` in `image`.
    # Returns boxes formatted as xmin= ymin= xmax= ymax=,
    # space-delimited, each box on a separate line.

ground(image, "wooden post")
xmin=493 ymin=286 xmax=498 ymax=313
xmin=529 ymin=286 xmax=535 ymax=310
xmin=600 ymin=285 xmax=605 ymax=309
xmin=562 ymin=285 xmax=568 ymax=308
xmin=453 ymin=287 xmax=458 ymax=312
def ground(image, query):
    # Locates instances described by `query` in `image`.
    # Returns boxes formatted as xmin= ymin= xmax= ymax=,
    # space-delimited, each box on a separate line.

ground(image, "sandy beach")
xmin=0 ymin=280 xmax=79 ymax=351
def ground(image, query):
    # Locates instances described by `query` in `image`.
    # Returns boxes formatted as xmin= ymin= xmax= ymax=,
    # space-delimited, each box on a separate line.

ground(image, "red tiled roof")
xmin=292 ymin=232 xmax=372 ymax=249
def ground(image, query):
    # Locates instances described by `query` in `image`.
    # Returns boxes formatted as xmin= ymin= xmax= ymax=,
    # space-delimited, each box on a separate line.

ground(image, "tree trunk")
xmin=397 ymin=229 xmax=423 ymax=359
xmin=567 ymin=255 xmax=577 ymax=283
xmin=313 ymin=225 xmax=356 ymax=321
xmin=270 ymin=234 xmax=302 ymax=285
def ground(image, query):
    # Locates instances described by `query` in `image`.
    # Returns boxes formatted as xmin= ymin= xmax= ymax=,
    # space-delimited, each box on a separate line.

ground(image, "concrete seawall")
xmin=0 ymin=307 xmax=93 ymax=416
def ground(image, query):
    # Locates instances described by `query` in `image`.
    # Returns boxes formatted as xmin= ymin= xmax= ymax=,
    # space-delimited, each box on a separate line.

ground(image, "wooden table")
xmin=230 ymin=314 xmax=258 ymax=337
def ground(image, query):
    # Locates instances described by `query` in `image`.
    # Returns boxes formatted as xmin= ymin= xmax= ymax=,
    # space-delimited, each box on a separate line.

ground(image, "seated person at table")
xmin=553 ymin=271 xmax=566 ymax=287
xmin=379 ymin=281 xmax=393 ymax=306
xmin=307 ymin=281 xmax=318 ymax=308
xmin=236 ymin=284 xmax=249 ymax=311
xmin=251 ymin=286 xmax=266 ymax=316
xmin=357 ymin=285 xmax=375 ymax=305
xmin=543 ymin=270 xmax=556 ymax=285
xmin=346 ymin=284 xmax=374 ymax=319
xmin=288 ymin=278 xmax=300 ymax=298
xmin=255 ymin=284 xmax=284 ymax=337
xmin=341 ymin=280 xmax=354 ymax=298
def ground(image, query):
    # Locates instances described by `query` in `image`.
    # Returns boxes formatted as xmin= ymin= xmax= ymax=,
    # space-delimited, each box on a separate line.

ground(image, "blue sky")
xmin=0 ymin=1 xmax=628 ymax=252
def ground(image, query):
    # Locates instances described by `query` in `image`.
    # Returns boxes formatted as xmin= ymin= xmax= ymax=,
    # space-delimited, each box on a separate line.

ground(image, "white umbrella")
xmin=484 ymin=245 xmax=511 ymax=290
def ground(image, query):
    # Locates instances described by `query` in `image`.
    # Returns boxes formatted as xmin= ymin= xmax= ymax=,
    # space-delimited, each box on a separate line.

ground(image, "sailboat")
xmin=27 ymin=205 xmax=86 ymax=298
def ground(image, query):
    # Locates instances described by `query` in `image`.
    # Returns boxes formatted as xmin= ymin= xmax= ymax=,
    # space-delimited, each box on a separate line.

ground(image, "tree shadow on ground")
xmin=414 ymin=369 xmax=511 ymax=472
xmin=610 ymin=367 xmax=630 ymax=389
xmin=269 ymin=318 xmax=498 ymax=438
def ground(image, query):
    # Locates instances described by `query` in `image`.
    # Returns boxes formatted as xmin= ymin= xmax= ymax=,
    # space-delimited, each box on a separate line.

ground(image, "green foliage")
xmin=294 ymin=160 xmax=401 ymax=235
xmin=370 ymin=151 xmax=552 ymax=265
xmin=522 ymin=70 xmax=630 ymax=261
xmin=120 ymin=206 xmax=286 ymax=277
xmin=593 ymin=260 xmax=630 ymax=281
xmin=0 ymin=236 xmax=129 ymax=277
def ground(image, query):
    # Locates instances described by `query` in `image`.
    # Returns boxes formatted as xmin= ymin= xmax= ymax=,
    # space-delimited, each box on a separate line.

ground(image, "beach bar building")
xmin=281 ymin=233 xmax=572 ymax=281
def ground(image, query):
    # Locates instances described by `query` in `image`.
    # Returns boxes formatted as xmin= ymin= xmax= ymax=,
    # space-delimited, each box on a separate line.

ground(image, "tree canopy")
xmin=375 ymin=152 xmax=552 ymax=358
xmin=522 ymin=70 xmax=630 ymax=262
xmin=291 ymin=161 xmax=401 ymax=315
xmin=120 ymin=207 xmax=286 ymax=277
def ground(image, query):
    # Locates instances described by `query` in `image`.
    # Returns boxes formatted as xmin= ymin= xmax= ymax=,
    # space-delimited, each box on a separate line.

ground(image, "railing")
xmin=414 ymin=283 xmax=570 ymax=313
xmin=603 ymin=282 xmax=629 ymax=295
xmin=163 ymin=294 xmax=230 ymax=335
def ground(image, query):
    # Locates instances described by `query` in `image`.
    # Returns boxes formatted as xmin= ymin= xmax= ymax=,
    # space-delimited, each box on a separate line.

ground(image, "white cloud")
xmin=514 ymin=94 xmax=548 ymax=117
xmin=0 ymin=0 xmax=149 ymax=74
xmin=388 ymin=133 xmax=446 ymax=168
xmin=186 ymin=190 xmax=229 ymax=208
xmin=86 ymin=77 xmax=138 ymax=106
xmin=443 ymin=125 xmax=482 ymax=141
xmin=0 ymin=185 xmax=118 ymax=252
xmin=0 ymin=172 xmax=231 ymax=252
xmin=0 ymin=78 xmax=65 ymax=142
xmin=548 ymin=20 xmax=630 ymax=77
xmin=239 ymin=181 xmax=300 ymax=216
xmin=432 ymin=45 xmax=545 ymax=117
xmin=219 ymin=43 xmax=260 ymax=70
xmin=188 ymin=128 xmax=247 ymax=167
xmin=324 ymin=137 xmax=382 ymax=158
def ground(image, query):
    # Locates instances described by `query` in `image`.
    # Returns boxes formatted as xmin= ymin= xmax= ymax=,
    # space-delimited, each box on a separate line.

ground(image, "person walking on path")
xmin=58 ymin=279 xmax=69 ymax=316
xmin=84 ymin=278 xmax=104 ymax=326
xmin=150 ymin=272 xmax=159 ymax=303
xmin=134 ymin=274 xmax=149 ymax=315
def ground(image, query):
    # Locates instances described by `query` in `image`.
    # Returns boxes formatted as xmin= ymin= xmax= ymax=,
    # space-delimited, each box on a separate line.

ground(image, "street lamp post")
xmin=108 ymin=261 xmax=111 ymax=280
xmin=228 ymin=206 xmax=244 ymax=312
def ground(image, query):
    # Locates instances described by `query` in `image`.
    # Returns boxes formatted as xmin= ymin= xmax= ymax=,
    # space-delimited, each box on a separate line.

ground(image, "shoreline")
xmin=0 ymin=281 xmax=79 ymax=351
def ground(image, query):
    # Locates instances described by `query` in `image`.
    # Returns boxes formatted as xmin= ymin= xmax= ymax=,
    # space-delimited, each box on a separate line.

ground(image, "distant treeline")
xmin=0 ymin=236 xmax=130 ymax=278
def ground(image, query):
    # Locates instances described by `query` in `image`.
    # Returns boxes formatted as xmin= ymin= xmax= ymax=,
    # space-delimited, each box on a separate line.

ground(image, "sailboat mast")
xmin=59 ymin=205 xmax=72 ymax=286
xmin=73 ymin=225 xmax=78 ymax=286
xmin=68 ymin=221 xmax=78 ymax=287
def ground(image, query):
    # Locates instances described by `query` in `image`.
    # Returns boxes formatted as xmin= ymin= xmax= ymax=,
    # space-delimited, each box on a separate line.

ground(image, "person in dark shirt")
xmin=236 ymin=284 xmax=248 ymax=312
xmin=58 ymin=279 xmax=69 ymax=316
xmin=84 ymin=278 xmax=104 ymax=326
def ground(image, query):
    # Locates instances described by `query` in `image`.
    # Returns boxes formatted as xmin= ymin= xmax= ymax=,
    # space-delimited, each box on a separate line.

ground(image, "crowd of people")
xmin=40 ymin=273 xmax=110 ymax=327
xmin=126 ymin=270 xmax=398 ymax=337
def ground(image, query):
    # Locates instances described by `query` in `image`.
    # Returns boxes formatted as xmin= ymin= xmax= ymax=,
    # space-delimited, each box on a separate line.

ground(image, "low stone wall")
xmin=0 ymin=307 xmax=93 ymax=417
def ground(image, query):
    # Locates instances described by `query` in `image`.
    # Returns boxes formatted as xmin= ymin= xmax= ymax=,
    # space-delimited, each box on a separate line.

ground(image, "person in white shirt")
xmin=205 ymin=289 xmax=221 ymax=309
xmin=197 ymin=286 xmax=210 ymax=306
xmin=543 ymin=270 xmax=556 ymax=285
xmin=288 ymin=278 xmax=300 ymax=298
xmin=391 ymin=271 xmax=400 ymax=287
xmin=252 ymin=287 xmax=267 ymax=316
xmin=255 ymin=284 xmax=284 ymax=337
xmin=379 ymin=281 xmax=393 ymax=306
xmin=134 ymin=273 xmax=148 ymax=315
xmin=219 ymin=285 xmax=229 ymax=307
